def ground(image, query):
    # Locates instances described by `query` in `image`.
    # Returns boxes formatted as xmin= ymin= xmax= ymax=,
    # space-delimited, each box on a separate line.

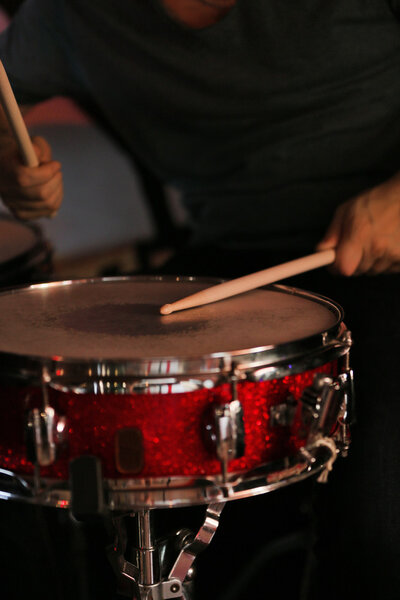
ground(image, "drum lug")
xmin=338 ymin=369 xmax=355 ymax=422
xmin=300 ymin=371 xmax=350 ymax=483
xmin=25 ymin=406 xmax=67 ymax=467
xmin=301 ymin=372 xmax=345 ymax=443
xmin=337 ymin=419 xmax=351 ymax=458
xmin=336 ymin=369 xmax=354 ymax=457
xmin=203 ymin=368 xmax=245 ymax=480
xmin=208 ymin=399 xmax=245 ymax=481
xmin=269 ymin=394 xmax=297 ymax=427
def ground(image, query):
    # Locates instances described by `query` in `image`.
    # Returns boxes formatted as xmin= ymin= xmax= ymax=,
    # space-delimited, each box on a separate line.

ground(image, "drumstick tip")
xmin=160 ymin=303 xmax=173 ymax=315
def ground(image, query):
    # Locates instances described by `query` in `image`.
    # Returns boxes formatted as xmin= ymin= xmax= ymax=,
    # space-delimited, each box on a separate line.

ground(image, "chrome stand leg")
xmin=168 ymin=503 xmax=225 ymax=585
xmin=137 ymin=510 xmax=160 ymax=588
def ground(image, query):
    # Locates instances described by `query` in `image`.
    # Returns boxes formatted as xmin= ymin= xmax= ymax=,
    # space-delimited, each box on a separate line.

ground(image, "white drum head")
xmin=0 ymin=278 xmax=339 ymax=360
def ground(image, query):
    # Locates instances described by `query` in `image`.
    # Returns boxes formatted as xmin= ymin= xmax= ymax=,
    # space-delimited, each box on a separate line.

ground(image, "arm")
xmin=316 ymin=173 xmax=400 ymax=276
xmin=0 ymin=104 xmax=63 ymax=219
xmin=0 ymin=0 xmax=83 ymax=220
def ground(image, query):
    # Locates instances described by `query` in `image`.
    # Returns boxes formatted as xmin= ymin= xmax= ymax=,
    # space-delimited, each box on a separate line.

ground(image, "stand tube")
xmin=137 ymin=509 xmax=160 ymax=587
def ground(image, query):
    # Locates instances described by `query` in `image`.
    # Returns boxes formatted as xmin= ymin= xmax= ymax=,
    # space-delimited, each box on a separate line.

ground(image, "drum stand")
xmin=109 ymin=503 xmax=225 ymax=600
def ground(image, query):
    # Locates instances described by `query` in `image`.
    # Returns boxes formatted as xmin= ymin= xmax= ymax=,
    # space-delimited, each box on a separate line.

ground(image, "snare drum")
xmin=0 ymin=277 xmax=352 ymax=509
xmin=0 ymin=215 xmax=52 ymax=286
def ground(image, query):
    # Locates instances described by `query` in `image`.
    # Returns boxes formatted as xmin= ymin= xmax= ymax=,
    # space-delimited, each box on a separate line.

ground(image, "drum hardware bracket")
xmin=168 ymin=502 xmax=225 ymax=582
xmin=157 ymin=529 xmax=195 ymax=581
xmin=69 ymin=455 xmax=107 ymax=520
xmin=300 ymin=369 xmax=354 ymax=480
xmin=333 ymin=369 xmax=354 ymax=457
xmin=312 ymin=436 xmax=338 ymax=483
xmin=25 ymin=368 xmax=68 ymax=469
xmin=337 ymin=418 xmax=351 ymax=458
xmin=136 ymin=578 xmax=186 ymax=599
xmin=111 ymin=503 xmax=225 ymax=599
xmin=0 ymin=468 xmax=31 ymax=496
xmin=340 ymin=329 xmax=353 ymax=359
xmin=269 ymin=394 xmax=297 ymax=427
xmin=204 ymin=399 xmax=245 ymax=483
xmin=25 ymin=405 xmax=67 ymax=467
xmin=301 ymin=369 xmax=354 ymax=459
xmin=204 ymin=367 xmax=246 ymax=482
xmin=298 ymin=437 xmax=338 ymax=484
xmin=301 ymin=373 xmax=345 ymax=442
xmin=336 ymin=331 xmax=353 ymax=457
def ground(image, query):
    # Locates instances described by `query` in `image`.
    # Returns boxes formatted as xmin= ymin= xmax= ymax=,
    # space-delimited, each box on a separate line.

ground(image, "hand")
xmin=0 ymin=134 xmax=63 ymax=220
xmin=316 ymin=173 xmax=400 ymax=276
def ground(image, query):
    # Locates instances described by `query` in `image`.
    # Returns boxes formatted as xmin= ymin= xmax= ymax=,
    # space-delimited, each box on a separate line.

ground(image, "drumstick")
xmin=0 ymin=60 xmax=38 ymax=167
xmin=160 ymin=249 xmax=336 ymax=315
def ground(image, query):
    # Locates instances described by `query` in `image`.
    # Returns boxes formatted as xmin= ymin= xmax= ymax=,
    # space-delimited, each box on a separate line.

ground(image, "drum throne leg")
xmin=106 ymin=503 xmax=225 ymax=600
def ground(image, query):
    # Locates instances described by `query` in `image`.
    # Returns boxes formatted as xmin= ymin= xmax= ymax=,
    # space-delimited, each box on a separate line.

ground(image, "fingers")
xmin=4 ymin=159 xmax=61 ymax=189
xmin=317 ymin=202 xmax=364 ymax=276
xmin=12 ymin=164 xmax=62 ymax=197
xmin=2 ymin=170 xmax=63 ymax=220
xmin=317 ymin=179 xmax=400 ymax=277
xmin=5 ymin=189 xmax=62 ymax=219
xmin=333 ymin=225 xmax=365 ymax=276
xmin=317 ymin=198 xmax=370 ymax=276
xmin=31 ymin=135 xmax=53 ymax=163
xmin=366 ymin=239 xmax=400 ymax=274
xmin=0 ymin=134 xmax=63 ymax=220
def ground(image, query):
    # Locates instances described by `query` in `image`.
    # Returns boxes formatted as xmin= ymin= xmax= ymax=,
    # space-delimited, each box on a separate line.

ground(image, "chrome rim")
xmin=0 ymin=276 xmax=345 ymax=392
xmin=0 ymin=443 xmax=335 ymax=509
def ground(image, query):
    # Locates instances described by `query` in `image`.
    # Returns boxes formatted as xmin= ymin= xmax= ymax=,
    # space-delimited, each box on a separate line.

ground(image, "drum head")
xmin=0 ymin=277 xmax=342 ymax=371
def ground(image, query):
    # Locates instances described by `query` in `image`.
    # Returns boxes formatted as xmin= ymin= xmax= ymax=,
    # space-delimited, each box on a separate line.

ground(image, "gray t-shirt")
xmin=1 ymin=0 xmax=400 ymax=252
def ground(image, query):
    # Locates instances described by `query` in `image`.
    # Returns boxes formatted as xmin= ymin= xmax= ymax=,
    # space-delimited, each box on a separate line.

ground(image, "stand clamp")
xmin=118 ymin=502 xmax=226 ymax=599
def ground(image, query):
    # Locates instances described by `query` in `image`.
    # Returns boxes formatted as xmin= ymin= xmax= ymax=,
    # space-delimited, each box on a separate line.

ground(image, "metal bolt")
xmin=170 ymin=583 xmax=180 ymax=594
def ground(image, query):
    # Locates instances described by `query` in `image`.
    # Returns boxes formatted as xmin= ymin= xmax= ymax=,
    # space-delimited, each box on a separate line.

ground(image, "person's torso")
xmin=37 ymin=0 xmax=400 ymax=248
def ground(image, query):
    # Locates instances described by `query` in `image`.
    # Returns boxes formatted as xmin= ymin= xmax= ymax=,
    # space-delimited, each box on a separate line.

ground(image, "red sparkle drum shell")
xmin=0 ymin=277 xmax=350 ymax=508
xmin=0 ymin=215 xmax=52 ymax=286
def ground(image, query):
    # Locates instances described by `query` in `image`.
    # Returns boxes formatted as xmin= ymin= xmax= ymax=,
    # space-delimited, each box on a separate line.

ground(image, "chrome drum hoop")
xmin=0 ymin=277 xmax=347 ymax=393
xmin=0 ymin=442 xmax=336 ymax=510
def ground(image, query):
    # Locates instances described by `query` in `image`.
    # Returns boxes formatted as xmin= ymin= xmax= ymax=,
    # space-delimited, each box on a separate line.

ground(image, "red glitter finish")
xmin=0 ymin=362 xmax=337 ymax=480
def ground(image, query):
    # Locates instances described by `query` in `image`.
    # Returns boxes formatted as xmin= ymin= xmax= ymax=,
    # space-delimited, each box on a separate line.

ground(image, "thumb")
xmin=31 ymin=135 xmax=53 ymax=163
xmin=318 ymin=201 xmax=364 ymax=276
xmin=334 ymin=237 xmax=363 ymax=276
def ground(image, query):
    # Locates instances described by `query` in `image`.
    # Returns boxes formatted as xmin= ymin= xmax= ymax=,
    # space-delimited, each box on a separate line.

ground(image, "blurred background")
xmin=0 ymin=0 xmax=190 ymax=281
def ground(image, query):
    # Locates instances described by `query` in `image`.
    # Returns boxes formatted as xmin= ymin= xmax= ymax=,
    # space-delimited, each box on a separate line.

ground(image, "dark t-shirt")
xmin=1 ymin=0 xmax=400 ymax=252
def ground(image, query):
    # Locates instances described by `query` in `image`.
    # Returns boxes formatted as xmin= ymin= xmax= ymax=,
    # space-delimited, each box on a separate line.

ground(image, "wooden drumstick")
xmin=0 ymin=60 xmax=38 ymax=167
xmin=160 ymin=249 xmax=336 ymax=315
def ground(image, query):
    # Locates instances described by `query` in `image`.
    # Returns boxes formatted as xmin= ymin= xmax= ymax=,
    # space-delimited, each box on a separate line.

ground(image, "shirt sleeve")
xmin=0 ymin=0 xmax=85 ymax=105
